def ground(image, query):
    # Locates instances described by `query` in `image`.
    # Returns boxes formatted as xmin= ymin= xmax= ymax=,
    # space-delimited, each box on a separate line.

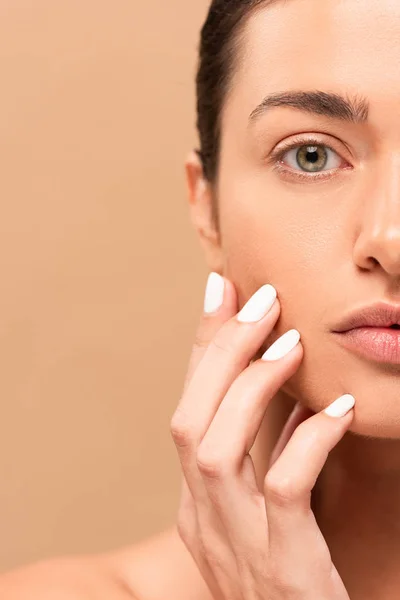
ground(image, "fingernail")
xmin=237 ymin=284 xmax=277 ymax=323
xmin=204 ymin=272 xmax=225 ymax=314
xmin=324 ymin=394 xmax=355 ymax=418
xmin=261 ymin=329 xmax=301 ymax=361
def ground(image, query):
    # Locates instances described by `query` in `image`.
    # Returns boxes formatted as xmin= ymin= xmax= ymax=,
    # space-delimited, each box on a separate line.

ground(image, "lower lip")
xmin=334 ymin=327 xmax=400 ymax=364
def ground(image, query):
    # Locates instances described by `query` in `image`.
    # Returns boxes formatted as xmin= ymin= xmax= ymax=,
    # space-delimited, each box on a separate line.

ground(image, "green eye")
xmin=295 ymin=145 xmax=328 ymax=172
xmin=278 ymin=143 xmax=341 ymax=173
xmin=268 ymin=136 xmax=350 ymax=183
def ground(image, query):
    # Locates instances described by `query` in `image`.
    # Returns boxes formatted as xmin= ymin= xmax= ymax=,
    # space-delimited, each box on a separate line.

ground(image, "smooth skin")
xmin=184 ymin=0 xmax=400 ymax=597
xmin=170 ymin=275 xmax=353 ymax=599
xmin=3 ymin=0 xmax=400 ymax=597
xmin=0 ymin=278 xmax=352 ymax=599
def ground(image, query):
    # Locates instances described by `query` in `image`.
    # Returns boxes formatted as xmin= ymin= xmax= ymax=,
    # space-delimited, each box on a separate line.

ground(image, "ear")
xmin=184 ymin=150 xmax=224 ymax=274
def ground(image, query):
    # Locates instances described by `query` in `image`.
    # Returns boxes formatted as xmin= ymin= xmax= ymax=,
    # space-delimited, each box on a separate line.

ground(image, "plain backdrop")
xmin=0 ymin=0 xmax=211 ymax=571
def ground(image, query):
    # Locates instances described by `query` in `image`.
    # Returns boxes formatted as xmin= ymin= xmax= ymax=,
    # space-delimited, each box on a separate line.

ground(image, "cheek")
xmin=218 ymin=182 xmax=400 ymax=437
xmin=219 ymin=185 xmax=330 ymax=335
xmin=219 ymin=174 xmax=331 ymax=278
xmin=219 ymin=186 xmax=342 ymax=395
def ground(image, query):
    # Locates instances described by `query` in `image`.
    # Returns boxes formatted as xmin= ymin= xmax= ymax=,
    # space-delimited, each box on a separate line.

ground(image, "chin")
xmin=281 ymin=338 xmax=400 ymax=440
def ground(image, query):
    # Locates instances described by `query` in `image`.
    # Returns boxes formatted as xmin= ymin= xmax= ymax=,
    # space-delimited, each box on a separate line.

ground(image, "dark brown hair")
xmin=196 ymin=0 xmax=283 ymax=184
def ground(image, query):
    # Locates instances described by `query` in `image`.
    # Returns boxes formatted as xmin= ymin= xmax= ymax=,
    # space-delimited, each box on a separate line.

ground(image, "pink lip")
xmin=333 ymin=302 xmax=400 ymax=332
xmin=334 ymin=327 xmax=400 ymax=364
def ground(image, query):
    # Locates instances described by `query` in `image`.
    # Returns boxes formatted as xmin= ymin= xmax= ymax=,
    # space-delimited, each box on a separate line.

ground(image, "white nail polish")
xmin=324 ymin=394 xmax=355 ymax=418
xmin=261 ymin=329 xmax=301 ymax=361
xmin=204 ymin=272 xmax=225 ymax=314
xmin=237 ymin=284 xmax=277 ymax=323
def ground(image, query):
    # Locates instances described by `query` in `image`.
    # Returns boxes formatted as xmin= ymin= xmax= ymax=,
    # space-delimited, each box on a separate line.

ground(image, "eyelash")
xmin=267 ymin=136 xmax=351 ymax=183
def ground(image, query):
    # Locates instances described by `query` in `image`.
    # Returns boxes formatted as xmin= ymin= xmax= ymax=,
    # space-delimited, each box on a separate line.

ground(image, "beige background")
xmin=0 ymin=0 xmax=210 ymax=571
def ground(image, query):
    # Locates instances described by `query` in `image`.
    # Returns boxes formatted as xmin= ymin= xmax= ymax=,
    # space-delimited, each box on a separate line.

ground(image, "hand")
xmin=170 ymin=274 xmax=354 ymax=600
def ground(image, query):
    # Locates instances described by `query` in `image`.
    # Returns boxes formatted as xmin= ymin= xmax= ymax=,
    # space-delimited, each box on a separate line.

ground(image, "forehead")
xmin=223 ymin=0 xmax=400 ymax=127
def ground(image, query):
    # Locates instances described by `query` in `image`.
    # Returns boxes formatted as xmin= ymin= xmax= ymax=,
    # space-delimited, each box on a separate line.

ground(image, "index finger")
xmin=182 ymin=272 xmax=238 ymax=394
xmin=176 ymin=272 xmax=238 ymax=531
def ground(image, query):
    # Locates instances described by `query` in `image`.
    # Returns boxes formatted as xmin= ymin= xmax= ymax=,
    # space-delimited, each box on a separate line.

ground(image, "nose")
xmin=353 ymin=156 xmax=400 ymax=276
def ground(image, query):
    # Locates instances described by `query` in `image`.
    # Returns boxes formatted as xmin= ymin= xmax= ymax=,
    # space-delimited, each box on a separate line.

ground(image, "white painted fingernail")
xmin=204 ymin=272 xmax=225 ymax=314
xmin=237 ymin=284 xmax=277 ymax=323
xmin=324 ymin=394 xmax=355 ymax=418
xmin=261 ymin=329 xmax=301 ymax=361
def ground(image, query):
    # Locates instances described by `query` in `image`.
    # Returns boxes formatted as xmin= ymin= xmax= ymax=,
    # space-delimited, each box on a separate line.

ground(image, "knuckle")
xmin=193 ymin=328 xmax=212 ymax=350
xmin=196 ymin=447 xmax=229 ymax=480
xmin=210 ymin=328 xmax=236 ymax=356
xmin=203 ymin=545 xmax=225 ymax=574
xmin=176 ymin=510 xmax=196 ymax=546
xmin=270 ymin=576 xmax=304 ymax=597
xmin=197 ymin=526 xmax=224 ymax=569
xmin=264 ymin=472 xmax=299 ymax=508
xmin=170 ymin=412 xmax=196 ymax=450
xmin=295 ymin=418 xmax=312 ymax=437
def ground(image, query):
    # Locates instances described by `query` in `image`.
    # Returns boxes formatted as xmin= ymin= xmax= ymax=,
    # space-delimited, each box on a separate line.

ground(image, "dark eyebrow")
xmin=248 ymin=90 xmax=369 ymax=125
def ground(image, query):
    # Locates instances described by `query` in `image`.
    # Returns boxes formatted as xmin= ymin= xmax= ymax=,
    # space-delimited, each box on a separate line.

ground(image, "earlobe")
xmin=184 ymin=150 xmax=224 ymax=274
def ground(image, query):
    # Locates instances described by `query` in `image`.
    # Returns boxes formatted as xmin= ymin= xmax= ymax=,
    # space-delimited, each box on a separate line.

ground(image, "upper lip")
xmin=332 ymin=302 xmax=400 ymax=332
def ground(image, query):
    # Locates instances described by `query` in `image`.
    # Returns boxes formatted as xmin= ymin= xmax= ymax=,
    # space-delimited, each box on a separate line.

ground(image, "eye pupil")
xmin=297 ymin=145 xmax=328 ymax=172
xmin=306 ymin=148 xmax=318 ymax=163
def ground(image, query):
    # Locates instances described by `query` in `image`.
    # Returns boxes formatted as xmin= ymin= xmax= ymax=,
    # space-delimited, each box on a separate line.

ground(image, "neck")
xmin=251 ymin=390 xmax=400 ymax=599
xmin=314 ymin=433 xmax=400 ymax=598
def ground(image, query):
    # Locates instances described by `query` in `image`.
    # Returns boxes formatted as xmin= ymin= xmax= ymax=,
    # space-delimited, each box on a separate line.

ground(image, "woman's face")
xmin=214 ymin=0 xmax=400 ymax=438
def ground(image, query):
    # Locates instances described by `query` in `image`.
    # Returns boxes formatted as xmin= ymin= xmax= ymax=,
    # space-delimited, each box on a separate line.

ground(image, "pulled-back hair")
xmin=196 ymin=0 xmax=283 ymax=183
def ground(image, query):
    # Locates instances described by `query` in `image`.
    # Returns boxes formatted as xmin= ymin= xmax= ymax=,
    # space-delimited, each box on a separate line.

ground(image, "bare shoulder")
xmin=0 ymin=554 xmax=134 ymax=599
xmin=107 ymin=524 xmax=214 ymax=600
xmin=0 ymin=526 xmax=213 ymax=600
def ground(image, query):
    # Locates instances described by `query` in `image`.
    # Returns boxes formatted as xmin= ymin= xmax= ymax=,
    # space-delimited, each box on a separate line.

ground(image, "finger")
xmin=177 ymin=477 xmax=232 ymax=550
xmin=196 ymin=331 xmax=303 ymax=484
xmin=268 ymin=401 xmax=316 ymax=468
xmin=194 ymin=331 xmax=302 ymax=544
xmin=176 ymin=478 xmax=227 ymax=600
xmin=171 ymin=272 xmax=237 ymax=503
xmin=172 ymin=275 xmax=257 ymax=599
xmin=264 ymin=394 xmax=355 ymax=571
xmin=176 ymin=478 xmax=197 ymax=542
xmin=171 ymin=283 xmax=280 ymax=502
xmin=182 ymin=272 xmax=238 ymax=395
